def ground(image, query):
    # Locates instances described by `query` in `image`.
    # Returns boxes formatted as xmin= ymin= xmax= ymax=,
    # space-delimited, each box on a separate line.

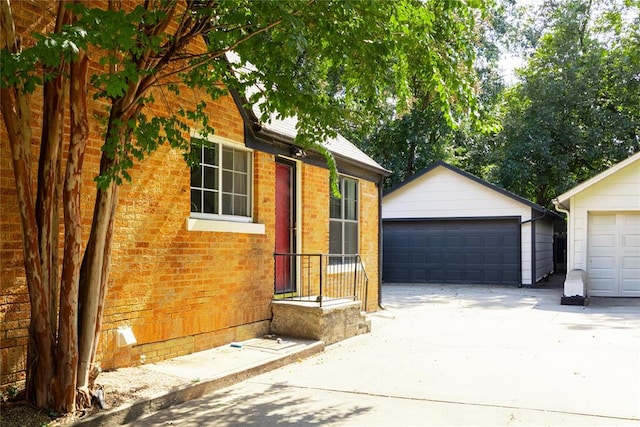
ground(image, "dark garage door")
xmin=383 ymin=218 xmax=521 ymax=285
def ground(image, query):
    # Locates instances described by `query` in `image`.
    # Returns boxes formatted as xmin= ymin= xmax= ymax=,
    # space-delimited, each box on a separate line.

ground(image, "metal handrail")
xmin=273 ymin=253 xmax=369 ymax=311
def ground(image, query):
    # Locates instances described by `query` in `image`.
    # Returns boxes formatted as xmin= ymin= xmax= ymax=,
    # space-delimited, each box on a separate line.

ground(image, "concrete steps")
xmin=270 ymin=299 xmax=371 ymax=345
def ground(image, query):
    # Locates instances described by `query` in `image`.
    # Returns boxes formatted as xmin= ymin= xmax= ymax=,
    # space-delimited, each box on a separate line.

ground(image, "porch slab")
xmin=270 ymin=299 xmax=371 ymax=345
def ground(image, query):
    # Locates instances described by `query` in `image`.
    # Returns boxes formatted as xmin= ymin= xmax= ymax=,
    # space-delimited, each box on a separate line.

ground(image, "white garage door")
xmin=588 ymin=212 xmax=640 ymax=296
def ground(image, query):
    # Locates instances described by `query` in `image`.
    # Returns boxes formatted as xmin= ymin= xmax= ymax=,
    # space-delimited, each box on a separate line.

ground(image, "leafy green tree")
xmin=492 ymin=0 xmax=640 ymax=206
xmin=345 ymin=0 xmax=507 ymax=189
xmin=361 ymin=102 xmax=456 ymax=189
xmin=0 ymin=0 xmax=486 ymax=412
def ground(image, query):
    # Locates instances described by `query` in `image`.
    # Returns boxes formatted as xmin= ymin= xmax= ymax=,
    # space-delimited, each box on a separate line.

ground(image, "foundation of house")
xmin=270 ymin=299 xmax=371 ymax=345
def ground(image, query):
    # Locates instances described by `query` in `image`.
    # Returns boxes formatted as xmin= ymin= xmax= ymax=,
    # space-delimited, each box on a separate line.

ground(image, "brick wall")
xmin=0 ymin=0 xmax=381 ymax=391
xmin=359 ymin=179 xmax=381 ymax=311
xmin=298 ymin=164 xmax=381 ymax=311
xmin=301 ymin=163 xmax=330 ymax=254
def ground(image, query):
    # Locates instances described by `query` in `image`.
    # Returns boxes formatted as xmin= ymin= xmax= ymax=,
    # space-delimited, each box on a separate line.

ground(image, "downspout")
xmin=552 ymin=198 xmax=570 ymax=271
xmin=531 ymin=209 xmax=537 ymax=286
xmin=552 ymin=198 xmax=590 ymax=306
xmin=552 ymin=199 xmax=570 ymax=217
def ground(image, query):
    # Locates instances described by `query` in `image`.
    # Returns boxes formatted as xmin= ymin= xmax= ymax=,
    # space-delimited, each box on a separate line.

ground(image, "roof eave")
xmin=554 ymin=152 xmax=640 ymax=206
xmin=229 ymin=89 xmax=389 ymax=177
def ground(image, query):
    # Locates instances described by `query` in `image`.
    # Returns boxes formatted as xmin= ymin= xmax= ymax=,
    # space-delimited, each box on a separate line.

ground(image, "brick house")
xmin=0 ymin=2 xmax=387 ymax=390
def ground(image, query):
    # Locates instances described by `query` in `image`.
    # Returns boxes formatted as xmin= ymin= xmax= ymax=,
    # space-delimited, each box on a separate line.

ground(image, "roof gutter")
xmin=521 ymin=207 xmax=553 ymax=224
xmin=251 ymin=125 xmax=391 ymax=177
xmin=521 ymin=212 xmax=547 ymax=225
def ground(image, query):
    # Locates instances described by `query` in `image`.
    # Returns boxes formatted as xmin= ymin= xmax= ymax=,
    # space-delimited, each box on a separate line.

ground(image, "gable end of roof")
xmin=384 ymin=161 xmax=559 ymax=218
xmin=554 ymin=151 xmax=640 ymax=206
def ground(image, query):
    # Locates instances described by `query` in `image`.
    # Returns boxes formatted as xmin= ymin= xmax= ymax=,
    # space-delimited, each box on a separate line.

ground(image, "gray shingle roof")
xmin=256 ymin=111 xmax=388 ymax=174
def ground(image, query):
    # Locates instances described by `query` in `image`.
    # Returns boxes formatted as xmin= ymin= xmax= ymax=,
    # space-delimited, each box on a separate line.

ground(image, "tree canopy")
xmin=491 ymin=0 xmax=640 ymax=206
xmin=342 ymin=0 xmax=507 ymax=189
xmin=353 ymin=0 xmax=639 ymax=207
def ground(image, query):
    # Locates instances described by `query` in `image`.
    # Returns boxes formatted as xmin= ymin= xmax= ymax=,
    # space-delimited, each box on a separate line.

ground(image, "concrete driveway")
xmin=132 ymin=280 xmax=640 ymax=426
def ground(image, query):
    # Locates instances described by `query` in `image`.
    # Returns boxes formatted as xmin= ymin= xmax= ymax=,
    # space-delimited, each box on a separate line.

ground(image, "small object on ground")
xmin=230 ymin=342 xmax=243 ymax=348
xmin=93 ymin=386 xmax=106 ymax=409
xmin=276 ymin=338 xmax=283 ymax=344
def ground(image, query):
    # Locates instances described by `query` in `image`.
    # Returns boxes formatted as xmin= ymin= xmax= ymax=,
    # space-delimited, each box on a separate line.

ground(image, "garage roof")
xmin=553 ymin=152 xmax=640 ymax=210
xmin=385 ymin=161 xmax=561 ymax=218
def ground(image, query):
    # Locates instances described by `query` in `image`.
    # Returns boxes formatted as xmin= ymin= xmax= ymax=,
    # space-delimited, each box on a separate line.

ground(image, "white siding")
xmin=566 ymin=160 xmax=640 ymax=273
xmin=383 ymin=166 xmax=545 ymax=285
xmin=383 ymin=167 xmax=531 ymax=219
xmin=563 ymin=158 xmax=640 ymax=297
xmin=535 ymin=219 xmax=554 ymax=281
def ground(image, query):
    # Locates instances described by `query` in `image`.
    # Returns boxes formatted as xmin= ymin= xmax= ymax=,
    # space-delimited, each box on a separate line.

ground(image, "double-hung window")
xmin=190 ymin=138 xmax=252 ymax=221
xmin=329 ymin=176 xmax=359 ymax=264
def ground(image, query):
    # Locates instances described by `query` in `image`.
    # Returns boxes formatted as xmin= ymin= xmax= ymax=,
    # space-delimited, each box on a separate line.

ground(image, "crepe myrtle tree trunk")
xmin=0 ymin=0 xmax=92 ymax=412
xmin=55 ymin=46 xmax=89 ymax=411
xmin=76 ymin=175 xmax=118 ymax=404
xmin=0 ymin=0 xmax=179 ymax=410
xmin=35 ymin=0 xmax=76 ymax=409
xmin=1 ymin=0 xmax=62 ymax=409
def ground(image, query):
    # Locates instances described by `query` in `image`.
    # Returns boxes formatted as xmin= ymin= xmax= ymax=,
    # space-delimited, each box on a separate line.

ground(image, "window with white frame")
xmin=329 ymin=176 xmax=358 ymax=263
xmin=190 ymin=138 xmax=252 ymax=220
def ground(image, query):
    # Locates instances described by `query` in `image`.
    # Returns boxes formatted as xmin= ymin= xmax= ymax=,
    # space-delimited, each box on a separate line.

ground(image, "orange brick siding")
xmin=358 ymin=179 xmax=381 ymax=311
xmin=298 ymin=165 xmax=381 ymax=311
xmin=301 ymin=164 xmax=330 ymax=254
xmin=0 ymin=0 xmax=381 ymax=391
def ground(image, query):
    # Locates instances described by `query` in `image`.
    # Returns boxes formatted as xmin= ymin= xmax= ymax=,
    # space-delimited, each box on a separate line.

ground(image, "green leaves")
xmin=491 ymin=0 xmax=640 ymax=206
xmin=233 ymin=0 xmax=485 ymax=135
xmin=1 ymin=21 xmax=88 ymax=91
xmin=5 ymin=0 xmax=488 ymax=189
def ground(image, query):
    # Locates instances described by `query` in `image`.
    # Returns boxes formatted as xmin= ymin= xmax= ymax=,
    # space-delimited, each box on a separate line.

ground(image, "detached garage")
xmin=553 ymin=152 xmax=640 ymax=301
xmin=382 ymin=162 xmax=561 ymax=286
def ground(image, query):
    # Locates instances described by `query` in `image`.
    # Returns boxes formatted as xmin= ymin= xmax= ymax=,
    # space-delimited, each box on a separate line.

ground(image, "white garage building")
xmin=382 ymin=162 xmax=562 ymax=286
xmin=553 ymin=152 xmax=640 ymax=302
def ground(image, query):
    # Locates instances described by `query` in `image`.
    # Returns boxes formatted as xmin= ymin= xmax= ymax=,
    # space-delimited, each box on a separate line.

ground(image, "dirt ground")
xmin=0 ymin=365 xmax=188 ymax=426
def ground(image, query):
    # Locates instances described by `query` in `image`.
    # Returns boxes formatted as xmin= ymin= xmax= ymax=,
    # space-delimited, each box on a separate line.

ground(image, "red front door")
xmin=275 ymin=162 xmax=295 ymax=293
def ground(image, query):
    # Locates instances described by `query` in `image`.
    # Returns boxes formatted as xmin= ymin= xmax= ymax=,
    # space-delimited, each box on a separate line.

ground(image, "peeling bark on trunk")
xmin=1 ymin=0 xmax=223 ymax=413
xmin=77 ymin=177 xmax=117 ymax=392
xmin=0 ymin=0 xmax=53 ymax=409
xmin=91 ymin=184 xmax=118 ymax=366
xmin=55 ymin=47 xmax=88 ymax=413
xmin=37 ymin=69 xmax=66 ymax=347
xmin=77 ymin=97 xmax=130 ymax=395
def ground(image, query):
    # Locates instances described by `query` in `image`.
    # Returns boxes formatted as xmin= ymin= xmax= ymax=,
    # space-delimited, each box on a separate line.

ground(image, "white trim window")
xmin=190 ymin=138 xmax=252 ymax=222
xmin=329 ymin=176 xmax=359 ymax=264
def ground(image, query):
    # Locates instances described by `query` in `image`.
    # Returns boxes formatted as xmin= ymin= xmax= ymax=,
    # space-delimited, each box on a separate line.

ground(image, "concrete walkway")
xmin=74 ymin=338 xmax=325 ymax=426
xmin=81 ymin=276 xmax=640 ymax=426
